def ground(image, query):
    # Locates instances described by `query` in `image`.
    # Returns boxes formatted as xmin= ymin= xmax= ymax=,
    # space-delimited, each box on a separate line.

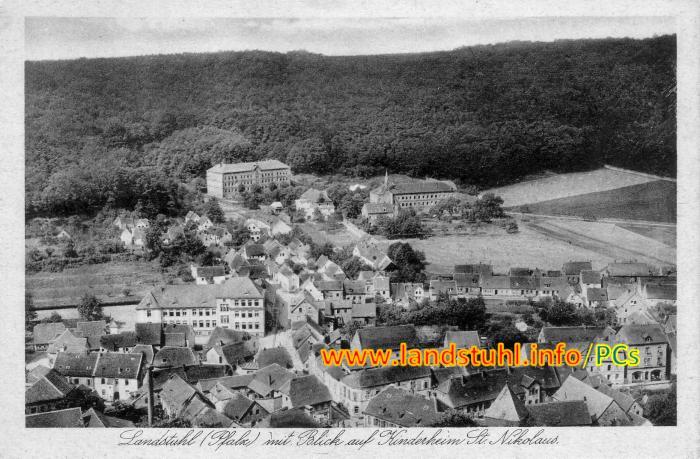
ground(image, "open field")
xmin=375 ymin=214 xmax=675 ymax=274
xmin=619 ymin=224 xmax=676 ymax=247
xmin=484 ymin=167 xmax=662 ymax=207
xmin=374 ymin=224 xmax=617 ymax=274
xmin=526 ymin=219 xmax=675 ymax=266
xmin=26 ymin=261 xmax=165 ymax=308
xmin=511 ymin=180 xmax=676 ymax=223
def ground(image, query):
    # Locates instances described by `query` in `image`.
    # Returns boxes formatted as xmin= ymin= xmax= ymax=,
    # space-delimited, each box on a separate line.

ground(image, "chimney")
xmin=268 ymin=374 xmax=273 ymax=386
xmin=146 ymin=365 xmax=154 ymax=427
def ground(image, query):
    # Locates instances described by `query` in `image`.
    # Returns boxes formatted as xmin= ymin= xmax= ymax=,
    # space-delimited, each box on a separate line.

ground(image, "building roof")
xmin=217 ymin=341 xmax=256 ymax=366
xmin=363 ymin=387 xmax=439 ymax=427
xmin=509 ymin=276 xmax=540 ymax=290
xmin=208 ymin=159 xmax=290 ymax=174
xmin=100 ymin=331 xmax=138 ymax=351
xmin=153 ymin=346 xmax=198 ymax=368
xmin=437 ymin=369 xmax=510 ymax=408
xmin=444 ymin=330 xmax=481 ymax=349
xmin=223 ymin=393 xmax=264 ymax=422
xmin=192 ymin=408 xmax=236 ymax=428
xmin=483 ymin=384 xmax=529 ymax=424
xmin=247 ymin=364 xmax=296 ymax=397
xmin=644 ymin=283 xmax=676 ymax=301
xmin=280 ymin=375 xmax=332 ymax=408
xmin=257 ymin=347 xmax=294 ymax=369
xmin=604 ymin=262 xmax=656 ymax=277
xmin=342 ymin=365 xmax=431 ymax=389
xmin=552 ymin=374 xmax=618 ymax=423
xmin=93 ymin=352 xmax=142 ymax=379
xmin=595 ymin=384 xmax=638 ymax=413
xmin=32 ymin=322 xmax=67 ymax=346
xmin=245 ymin=244 xmax=266 ymax=258
xmin=135 ymin=323 xmax=163 ymax=345
xmin=194 ymin=265 xmax=227 ymax=279
xmin=47 ymin=329 xmax=89 ymax=354
xmin=54 ymin=352 xmax=99 ymax=378
xmin=526 ymin=401 xmax=592 ymax=426
xmin=26 ymin=407 xmax=84 ymax=428
xmin=26 ymin=370 xmax=75 ymax=404
xmin=562 ymin=261 xmax=593 ymax=276
xmin=390 ymin=180 xmax=454 ymax=195
xmin=137 ymin=278 xmax=263 ymax=310
xmin=354 ymin=324 xmax=419 ymax=350
xmin=363 ymin=203 xmax=394 ymax=214
xmin=298 ymin=188 xmax=331 ymax=203
xmin=616 ymin=324 xmax=668 ymax=345
xmin=258 ymin=408 xmax=321 ymax=428
xmin=580 ymin=270 xmax=601 ymax=285
xmin=539 ymin=326 xmax=613 ymax=344
xmin=586 ymin=288 xmax=608 ymax=302
xmin=352 ymin=302 xmax=377 ymax=319
xmin=206 ymin=328 xmax=251 ymax=350
xmin=159 ymin=373 xmax=198 ymax=415
xmin=316 ymin=280 xmax=343 ymax=291
xmin=343 ymin=279 xmax=366 ymax=295
xmin=480 ymin=275 xmax=510 ymax=290
xmin=83 ymin=408 xmax=135 ymax=428
xmin=130 ymin=344 xmax=155 ymax=365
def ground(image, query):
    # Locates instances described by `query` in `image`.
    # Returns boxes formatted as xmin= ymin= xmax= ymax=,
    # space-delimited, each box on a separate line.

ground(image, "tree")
xmin=25 ymin=292 xmax=37 ymax=331
xmin=386 ymin=242 xmax=426 ymax=283
xmin=473 ymin=193 xmax=505 ymax=222
xmin=340 ymin=320 xmax=364 ymax=340
xmin=538 ymin=300 xmax=581 ymax=326
xmin=644 ymin=383 xmax=676 ymax=425
xmin=78 ymin=293 xmax=104 ymax=321
xmin=340 ymin=257 xmax=372 ymax=280
xmin=63 ymin=240 xmax=78 ymax=258
xmin=204 ymin=199 xmax=225 ymax=223
xmin=430 ymin=409 xmax=477 ymax=427
xmin=42 ymin=311 xmax=63 ymax=323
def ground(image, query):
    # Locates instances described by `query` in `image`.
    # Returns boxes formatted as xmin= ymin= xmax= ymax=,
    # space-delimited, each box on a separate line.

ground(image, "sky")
xmin=25 ymin=16 xmax=676 ymax=61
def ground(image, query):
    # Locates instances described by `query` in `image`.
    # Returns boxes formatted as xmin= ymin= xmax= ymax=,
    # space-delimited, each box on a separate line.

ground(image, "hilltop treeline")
xmin=26 ymin=36 xmax=676 ymax=216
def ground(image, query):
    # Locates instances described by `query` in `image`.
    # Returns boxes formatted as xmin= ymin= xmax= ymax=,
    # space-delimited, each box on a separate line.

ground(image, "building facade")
xmin=207 ymin=160 xmax=291 ymax=199
xmin=136 ymin=278 xmax=266 ymax=337
xmin=369 ymin=174 xmax=456 ymax=211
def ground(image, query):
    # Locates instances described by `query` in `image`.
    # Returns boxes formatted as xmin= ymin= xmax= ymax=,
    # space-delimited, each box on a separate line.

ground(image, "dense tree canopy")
xmin=26 ymin=36 xmax=676 ymax=217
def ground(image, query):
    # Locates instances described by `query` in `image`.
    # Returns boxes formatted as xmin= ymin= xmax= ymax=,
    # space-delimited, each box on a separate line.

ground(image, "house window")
xmin=146 ymin=310 xmax=151 ymax=317
xmin=101 ymin=378 xmax=106 ymax=384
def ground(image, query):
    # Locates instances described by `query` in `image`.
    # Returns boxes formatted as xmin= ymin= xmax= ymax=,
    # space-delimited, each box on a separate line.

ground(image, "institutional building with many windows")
xmin=369 ymin=174 xmax=456 ymax=211
xmin=206 ymin=160 xmax=291 ymax=199
xmin=136 ymin=278 xmax=266 ymax=337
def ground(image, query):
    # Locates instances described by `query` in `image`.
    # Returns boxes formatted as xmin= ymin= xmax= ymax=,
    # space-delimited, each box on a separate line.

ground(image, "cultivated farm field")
xmin=26 ymin=261 xmax=166 ymax=308
xmin=512 ymin=180 xmax=676 ymax=223
xmin=484 ymin=167 xmax=661 ymax=207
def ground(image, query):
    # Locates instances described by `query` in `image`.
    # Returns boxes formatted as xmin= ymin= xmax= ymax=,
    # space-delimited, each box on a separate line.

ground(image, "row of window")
xmin=165 ymin=319 xmax=217 ymax=328
xmin=164 ymin=308 xmax=216 ymax=317
xmin=220 ymin=299 xmax=262 ymax=309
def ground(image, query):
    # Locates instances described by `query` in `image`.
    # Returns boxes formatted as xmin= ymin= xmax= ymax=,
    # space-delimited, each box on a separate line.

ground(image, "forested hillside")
xmin=25 ymin=36 xmax=676 ymax=217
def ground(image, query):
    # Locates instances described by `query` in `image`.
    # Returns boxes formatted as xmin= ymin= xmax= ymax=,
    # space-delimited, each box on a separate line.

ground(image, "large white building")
xmin=207 ymin=160 xmax=291 ymax=199
xmin=136 ymin=278 xmax=266 ymax=337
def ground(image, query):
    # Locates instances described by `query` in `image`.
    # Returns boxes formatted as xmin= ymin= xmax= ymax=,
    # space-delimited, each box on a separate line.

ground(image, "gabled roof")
xmin=604 ymin=262 xmax=656 ymax=277
xmin=47 ymin=329 xmax=89 ymax=354
xmin=316 ymin=280 xmax=343 ymax=291
xmin=199 ymin=374 xmax=255 ymax=394
xmin=191 ymin=408 xmax=236 ymax=428
xmin=586 ymin=288 xmax=608 ymax=302
xmin=26 ymin=407 xmax=83 ymax=428
xmin=93 ymin=352 xmax=142 ymax=379
xmin=562 ymin=261 xmax=592 ymax=275
xmin=280 ymin=375 xmax=332 ymax=408
xmin=342 ymin=365 xmax=431 ymax=389
xmin=153 ymin=346 xmax=198 ymax=368
xmin=100 ymin=331 xmax=138 ymax=351
xmin=480 ymin=275 xmax=510 ymax=290
xmin=644 ymin=283 xmax=676 ymax=301
xmin=83 ymin=408 xmax=135 ymax=428
xmin=137 ymin=278 xmax=263 ymax=311
xmin=444 ymin=330 xmax=480 ymax=349
xmin=616 ymin=324 xmax=668 ymax=345
xmin=526 ymin=401 xmax=592 ymax=426
xmin=247 ymin=364 xmax=295 ymax=397
xmin=26 ymin=365 xmax=52 ymax=385
xmin=552 ymin=374 xmax=616 ymax=423
xmin=159 ymin=373 xmax=198 ymax=415
xmin=26 ymin=370 xmax=75 ymax=404
xmin=256 ymin=347 xmax=293 ymax=369
xmin=595 ymin=384 xmax=638 ymax=413
xmin=343 ymin=279 xmax=366 ymax=295
xmin=298 ymin=188 xmax=331 ymax=203
xmin=580 ymin=270 xmax=601 ymax=284
xmin=363 ymin=387 xmax=439 ymax=427
xmin=223 ymin=393 xmax=262 ymax=421
xmin=193 ymin=265 xmax=227 ymax=278
xmin=436 ymin=369 xmax=510 ymax=408
xmin=130 ymin=344 xmax=155 ymax=365
xmin=354 ymin=325 xmax=419 ymax=350
xmin=75 ymin=321 xmax=107 ymax=338
xmin=206 ymin=327 xmax=251 ymax=349
xmin=209 ymin=159 xmax=290 ymax=174
xmin=258 ymin=407 xmax=321 ymax=428
xmin=539 ymin=326 xmax=613 ymax=344
xmin=216 ymin=341 xmax=256 ymax=366
xmin=352 ymin=302 xmax=377 ymax=319
xmin=32 ymin=322 xmax=67 ymax=346
xmin=54 ymin=352 xmax=99 ymax=378
xmin=135 ymin=323 xmax=162 ymax=345
xmin=483 ymin=384 xmax=529 ymax=424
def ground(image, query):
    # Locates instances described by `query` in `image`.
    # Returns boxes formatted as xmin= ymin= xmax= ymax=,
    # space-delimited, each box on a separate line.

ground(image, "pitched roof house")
xmin=363 ymin=387 xmax=439 ymax=428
